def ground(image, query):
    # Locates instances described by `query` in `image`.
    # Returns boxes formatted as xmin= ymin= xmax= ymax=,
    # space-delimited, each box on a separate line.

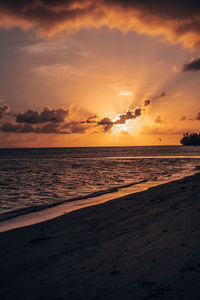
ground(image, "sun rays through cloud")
xmin=1 ymin=1 xmax=200 ymax=146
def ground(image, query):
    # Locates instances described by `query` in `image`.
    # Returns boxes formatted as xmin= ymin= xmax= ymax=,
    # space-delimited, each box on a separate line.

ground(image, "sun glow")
xmin=111 ymin=116 xmax=151 ymax=136
xmin=112 ymin=124 xmax=129 ymax=134
xmin=118 ymin=91 xmax=133 ymax=96
xmin=112 ymin=119 xmax=137 ymax=135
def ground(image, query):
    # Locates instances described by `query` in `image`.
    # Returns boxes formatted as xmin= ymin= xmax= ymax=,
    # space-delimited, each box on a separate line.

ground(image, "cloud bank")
xmin=0 ymin=104 xmax=9 ymax=119
xmin=0 ymin=105 xmax=91 ymax=134
xmin=183 ymin=58 xmax=200 ymax=72
xmin=1 ymin=120 xmax=91 ymax=134
xmin=16 ymin=106 xmax=70 ymax=124
xmin=1 ymin=0 xmax=200 ymax=48
xmin=0 ymin=100 xmax=151 ymax=135
xmin=195 ymin=112 xmax=200 ymax=120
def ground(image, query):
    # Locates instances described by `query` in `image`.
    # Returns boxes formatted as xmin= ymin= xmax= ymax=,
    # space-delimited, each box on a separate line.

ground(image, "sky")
xmin=0 ymin=0 xmax=200 ymax=147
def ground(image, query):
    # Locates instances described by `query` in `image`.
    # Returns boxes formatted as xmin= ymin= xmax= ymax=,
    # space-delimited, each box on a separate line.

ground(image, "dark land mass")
xmin=180 ymin=133 xmax=200 ymax=146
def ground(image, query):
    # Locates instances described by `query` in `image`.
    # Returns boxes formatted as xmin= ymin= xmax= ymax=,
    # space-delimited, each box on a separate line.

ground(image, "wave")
xmin=0 ymin=179 xmax=148 ymax=222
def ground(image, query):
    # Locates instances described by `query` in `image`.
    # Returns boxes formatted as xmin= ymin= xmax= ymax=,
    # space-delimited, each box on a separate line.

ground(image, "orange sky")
xmin=0 ymin=0 xmax=200 ymax=147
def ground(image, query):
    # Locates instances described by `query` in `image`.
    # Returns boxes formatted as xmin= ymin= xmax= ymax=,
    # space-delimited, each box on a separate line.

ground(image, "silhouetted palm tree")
xmin=180 ymin=132 xmax=200 ymax=146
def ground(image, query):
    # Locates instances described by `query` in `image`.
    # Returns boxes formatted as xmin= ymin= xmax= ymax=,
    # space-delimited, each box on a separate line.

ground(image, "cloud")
xmin=34 ymin=64 xmax=92 ymax=79
xmin=1 ymin=100 xmax=151 ymax=135
xmin=0 ymin=105 xmax=96 ymax=134
xmin=98 ymin=99 xmax=150 ymax=132
xmin=37 ymin=123 xmax=69 ymax=134
xmin=81 ymin=115 xmax=98 ymax=124
xmin=144 ymin=99 xmax=151 ymax=106
xmin=98 ymin=117 xmax=113 ymax=132
xmin=0 ymin=122 xmax=69 ymax=134
xmin=183 ymin=58 xmax=200 ymax=72
xmin=178 ymin=113 xmax=200 ymax=121
xmin=16 ymin=106 xmax=70 ymax=124
xmin=195 ymin=112 xmax=200 ymax=120
xmin=1 ymin=1 xmax=200 ymax=48
xmin=160 ymin=92 xmax=166 ymax=97
xmin=98 ymin=108 xmax=141 ymax=132
xmin=154 ymin=115 xmax=163 ymax=124
xmin=62 ymin=121 xmax=92 ymax=133
xmin=134 ymin=108 xmax=142 ymax=117
xmin=180 ymin=115 xmax=187 ymax=121
xmin=0 ymin=121 xmax=91 ymax=134
xmin=0 ymin=104 xmax=9 ymax=119
xmin=98 ymin=117 xmax=113 ymax=125
xmin=116 ymin=109 xmax=139 ymax=124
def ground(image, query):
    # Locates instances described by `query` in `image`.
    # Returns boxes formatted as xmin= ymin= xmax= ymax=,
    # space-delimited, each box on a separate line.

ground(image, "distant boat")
xmin=180 ymin=132 xmax=200 ymax=146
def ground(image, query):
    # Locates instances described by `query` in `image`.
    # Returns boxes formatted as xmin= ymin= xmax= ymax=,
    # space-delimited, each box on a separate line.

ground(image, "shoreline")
xmin=0 ymin=173 xmax=200 ymax=299
xmin=0 ymin=169 xmax=199 ymax=233
xmin=0 ymin=178 xmax=149 ymax=223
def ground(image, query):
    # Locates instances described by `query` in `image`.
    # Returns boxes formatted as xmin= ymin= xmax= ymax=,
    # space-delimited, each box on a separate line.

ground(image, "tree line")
xmin=180 ymin=132 xmax=200 ymax=146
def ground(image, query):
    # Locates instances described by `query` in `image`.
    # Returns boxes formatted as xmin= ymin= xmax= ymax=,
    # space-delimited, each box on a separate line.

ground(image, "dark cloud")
xmin=116 ymin=108 xmax=142 ymax=123
xmin=1 ymin=1 xmax=200 ymax=48
xmin=195 ymin=112 xmax=200 ymax=120
xmin=98 ymin=117 xmax=113 ymax=125
xmin=0 ymin=121 xmax=90 ymax=134
xmin=80 ymin=115 xmax=98 ymax=124
xmin=1 ymin=101 xmax=151 ymax=135
xmin=115 ymin=111 xmax=133 ymax=124
xmin=98 ymin=107 xmax=144 ymax=132
xmin=0 ymin=122 xmax=70 ymax=134
xmin=97 ymin=98 xmax=152 ymax=132
xmin=16 ymin=106 xmax=70 ymax=124
xmin=85 ymin=115 xmax=98 ymax=124
xmin=134 ymin=108 xmax=141 ymax=117
xmin=183 ymin=58 xmax=200 ymax=72
xmin=98 ymin=117 xmax=113 ymax=132
xmin=144 ymin=99 xmax=151 ymax=106
xmin=1 ymin=105 xmax=92 ymax=134
xmin=1 ymin=122 xmax=28 ymax=133
xmin=0 ymin=104 xmax=9 ymax=119
xmin=36 ymin=123 xmax=70 ymax=134
xmin=62 ymin=121 xmax=90 ymax=133
xmin=160 ymin=92 xmax=166 ymax=97
xmin=70 ymin=124 xmax=88 ymax=134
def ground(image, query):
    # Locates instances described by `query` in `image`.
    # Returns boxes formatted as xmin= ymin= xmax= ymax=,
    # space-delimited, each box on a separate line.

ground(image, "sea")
xmin=1 ymin=146 xmax=200 ymax=222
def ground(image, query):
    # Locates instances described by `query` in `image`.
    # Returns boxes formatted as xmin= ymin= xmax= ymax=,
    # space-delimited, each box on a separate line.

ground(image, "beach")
xmin=0 ymin=173 xmax=200 ymax=300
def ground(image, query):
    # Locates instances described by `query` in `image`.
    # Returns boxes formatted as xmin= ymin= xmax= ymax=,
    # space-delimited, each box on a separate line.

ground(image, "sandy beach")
xmin=0 ymin=173 xmax=200 ymax=300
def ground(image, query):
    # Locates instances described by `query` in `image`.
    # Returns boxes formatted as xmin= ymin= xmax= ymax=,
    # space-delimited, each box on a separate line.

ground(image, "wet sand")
xmin=0 ymin=173 xmax=200 ymax=299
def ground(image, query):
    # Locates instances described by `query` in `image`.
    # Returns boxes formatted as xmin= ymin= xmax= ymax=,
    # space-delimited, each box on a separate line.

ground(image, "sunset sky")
xmin=0 ymin=0 xmax=200 ymax=147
